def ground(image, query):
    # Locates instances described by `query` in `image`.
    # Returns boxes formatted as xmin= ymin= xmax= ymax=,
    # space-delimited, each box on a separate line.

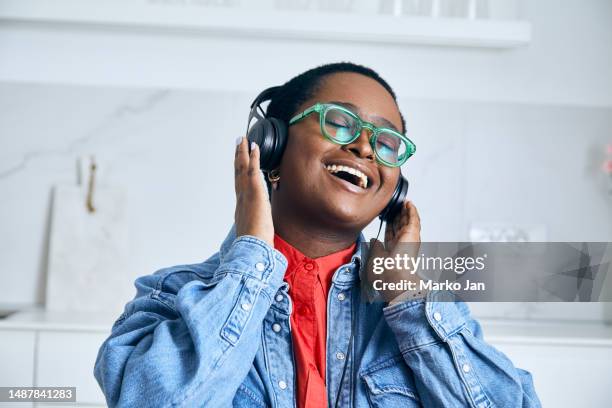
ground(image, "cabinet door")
xmin=0 ymin=330 xmax=35 ymax=408
xmin=491 ymin=342 xmax=612 ymax=407
xmin=35 ymin=331 xmax=108 ymax=405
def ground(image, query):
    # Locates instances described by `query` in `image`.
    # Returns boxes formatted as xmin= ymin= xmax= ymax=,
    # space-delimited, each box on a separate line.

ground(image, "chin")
xmin=322 ymin=201 xmax=374 ymax=230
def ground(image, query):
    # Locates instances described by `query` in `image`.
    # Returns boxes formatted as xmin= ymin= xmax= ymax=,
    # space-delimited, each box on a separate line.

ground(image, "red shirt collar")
xmin=273 ymin=233 xmax=357 ymax=285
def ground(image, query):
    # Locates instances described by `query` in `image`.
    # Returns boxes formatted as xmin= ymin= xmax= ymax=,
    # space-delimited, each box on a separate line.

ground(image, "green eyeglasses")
xmin=288 ymin=102 xmax=416 ymax=167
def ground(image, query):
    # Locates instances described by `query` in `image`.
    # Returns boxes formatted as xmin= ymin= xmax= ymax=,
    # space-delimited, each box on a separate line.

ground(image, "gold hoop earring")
xmin=267 ymin=169 xmax=280 ymax=190
xmin=267 ymin=169 xmax=280 ymax=183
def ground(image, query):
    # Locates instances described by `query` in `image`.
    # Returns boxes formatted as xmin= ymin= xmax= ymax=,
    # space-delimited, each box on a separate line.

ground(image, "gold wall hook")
xmin=86 ymin=156 xmax=97 ymax=213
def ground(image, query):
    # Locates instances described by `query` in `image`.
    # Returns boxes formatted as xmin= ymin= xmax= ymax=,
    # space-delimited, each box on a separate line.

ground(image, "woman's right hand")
xmin=234 ymin=136 xmax=275 ymax=247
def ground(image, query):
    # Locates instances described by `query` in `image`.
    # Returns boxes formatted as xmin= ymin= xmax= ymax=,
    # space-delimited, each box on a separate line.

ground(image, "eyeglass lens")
xmin=323 ymin=106 xmax=406 ymax=164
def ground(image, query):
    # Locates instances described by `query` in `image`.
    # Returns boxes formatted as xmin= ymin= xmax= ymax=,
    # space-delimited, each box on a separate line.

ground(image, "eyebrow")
xmin=328 ymin=100 xmax=402 ymax=133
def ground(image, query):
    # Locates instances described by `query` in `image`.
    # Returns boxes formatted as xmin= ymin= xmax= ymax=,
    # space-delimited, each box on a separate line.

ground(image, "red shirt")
xmin=274 ymin=234 xmax=357 ymax=408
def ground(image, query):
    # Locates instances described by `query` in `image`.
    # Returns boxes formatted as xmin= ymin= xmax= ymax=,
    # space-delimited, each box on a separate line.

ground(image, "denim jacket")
xmin=94 ymin=226 xmax=541 ymax=407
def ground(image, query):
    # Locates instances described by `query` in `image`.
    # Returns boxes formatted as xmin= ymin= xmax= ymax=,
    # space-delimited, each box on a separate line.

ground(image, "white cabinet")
xmin=0 ymin=330 xmax=35 ymax=408
xmin=36 ymin=332 xmax=108 ymax=405
xmin=0 ymin=310 xmax=112 ymax=406
xmin=0 ymin=330 xmax=35 ymax=387
xmin=484 ymin=320 xmax=612 ymax=407
xmin=1 ymin=311 xmax=612 ymax=407
xmin=492 ymin=343 xmax=612 ymax=407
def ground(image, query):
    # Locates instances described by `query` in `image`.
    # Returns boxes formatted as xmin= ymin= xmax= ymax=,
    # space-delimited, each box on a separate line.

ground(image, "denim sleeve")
xmin=383 ymin=290 xmax=542 ymax=408
xmin=93 ymin=236 xmax=287 ymax=408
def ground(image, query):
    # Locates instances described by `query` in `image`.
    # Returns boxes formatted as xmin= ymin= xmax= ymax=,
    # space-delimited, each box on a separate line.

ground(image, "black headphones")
xmin=246 ymin=86 xmax=409 ymax=223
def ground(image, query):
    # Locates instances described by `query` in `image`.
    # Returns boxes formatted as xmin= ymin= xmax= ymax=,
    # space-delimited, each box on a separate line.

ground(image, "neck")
xmin=272 ymin=212 xmax=359 ymax=259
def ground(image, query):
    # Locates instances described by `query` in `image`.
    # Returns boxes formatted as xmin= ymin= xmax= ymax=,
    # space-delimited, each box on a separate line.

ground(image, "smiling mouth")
xmin=325 ymin=164 xmax=369 ymax=189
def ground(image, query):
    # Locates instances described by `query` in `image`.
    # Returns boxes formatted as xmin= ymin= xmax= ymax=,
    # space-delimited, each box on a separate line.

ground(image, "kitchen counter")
xmin=1 ymin=309 xmax=611 ymax=407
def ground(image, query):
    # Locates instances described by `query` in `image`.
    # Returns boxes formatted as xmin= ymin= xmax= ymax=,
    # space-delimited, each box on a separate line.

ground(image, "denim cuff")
xmin=219 ymin=235 xmax=288 ymax=297
xmin=383 ymin=290 xmax=468 ymax=352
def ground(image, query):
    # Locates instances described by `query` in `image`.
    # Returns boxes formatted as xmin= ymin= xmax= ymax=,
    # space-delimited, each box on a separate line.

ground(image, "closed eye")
xmin=377 ymin=135 xmax=400 ymax=152
xmin=326 ymin=119 xmax=351 ymax=128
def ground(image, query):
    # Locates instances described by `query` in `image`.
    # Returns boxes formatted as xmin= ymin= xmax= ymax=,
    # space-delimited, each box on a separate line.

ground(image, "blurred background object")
xmin=45 ymin=156 xmax=131 ymax=314
xmin=604 ymin=143 xmax=612 ymax=194
xmin=0 ymin=0 xmax=611 ymax=406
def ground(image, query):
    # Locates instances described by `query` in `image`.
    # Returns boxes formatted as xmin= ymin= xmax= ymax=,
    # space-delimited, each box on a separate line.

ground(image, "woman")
xmin=94 ymin=62 xmax=541 ymax=407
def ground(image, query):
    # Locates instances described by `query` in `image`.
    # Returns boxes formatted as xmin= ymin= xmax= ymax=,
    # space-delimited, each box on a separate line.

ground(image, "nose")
xmin=343 ymin=128 xmax=375 ymax=162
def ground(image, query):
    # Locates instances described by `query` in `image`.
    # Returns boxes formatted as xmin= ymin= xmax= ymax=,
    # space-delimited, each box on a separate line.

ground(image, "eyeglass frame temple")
xmin=288 ymin=103 xmax=323 ymax=125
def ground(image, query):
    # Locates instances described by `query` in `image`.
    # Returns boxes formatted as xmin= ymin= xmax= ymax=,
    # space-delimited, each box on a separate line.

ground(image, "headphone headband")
xmin=246 ymin=86 xmax=282 ymax=137
xmin=249 ymin=86 xmax=282 ymax=111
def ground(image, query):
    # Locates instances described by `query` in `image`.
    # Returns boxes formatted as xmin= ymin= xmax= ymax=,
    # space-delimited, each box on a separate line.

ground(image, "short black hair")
xmin=262 ymin=61 xmax=405 ymax=195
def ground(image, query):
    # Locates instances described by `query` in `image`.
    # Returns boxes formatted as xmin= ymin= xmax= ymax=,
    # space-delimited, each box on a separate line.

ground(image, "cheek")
xmin=381 ymin=170 xmax=401 ymax=195
xmin=278 ymin=147 xmax=318 ymax=188
xmin=287 ymin=128 xmax=331 ymax=155
xmin=281 ymin=136 xmax=328 ymax=174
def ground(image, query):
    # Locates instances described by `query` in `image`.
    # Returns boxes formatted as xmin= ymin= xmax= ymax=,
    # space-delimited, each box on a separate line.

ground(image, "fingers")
xmin=397 ymin=201 xmax=421 ymax=243
xmin=388 ymin=201 xmax=420 ymax=244
xmin=384 ymin=222 xmax=394 ymax=246
xmin=366 ymin=238 xmax=387 ymax=279
xmin=369 ymin=238 xmax=386 ymax=258
xmin=248 ymin=140 xmax=260 ymax=178
xmin=407 ymin=201 xmax=421 ymax=232
xmin=235 ymin=136 xmax=266 ymax=201
xmin=396 ymin=200 xmax=410 ymax=229
xmin=385 ymin=200 xmax=410 ymax=245
xmin=234 ymin=136 xmax=249 ymax=194
xmin=248 ymin=141 xmax=267 ymax=195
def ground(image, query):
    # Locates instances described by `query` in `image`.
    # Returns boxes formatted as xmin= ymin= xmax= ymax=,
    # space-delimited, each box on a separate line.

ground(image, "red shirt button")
xmin=304 ymin=262 xmax=315 ymax=271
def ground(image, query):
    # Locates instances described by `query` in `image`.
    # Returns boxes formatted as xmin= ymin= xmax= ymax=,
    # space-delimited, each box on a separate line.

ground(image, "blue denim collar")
xmin=219 ymin=224 xmax=367 ymax=285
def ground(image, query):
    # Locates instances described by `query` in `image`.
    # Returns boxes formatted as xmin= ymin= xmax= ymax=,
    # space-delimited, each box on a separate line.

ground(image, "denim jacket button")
xmin=272 ymin=323 xmax=281 ymax=333
xmin=241 ymin=303 xmax=252 ymax=311
xmin=433 ymin=312 xmax=442 ymax=321
xmin=336 ymin=352 xmax=345 ymax=360
xmin=462 ymin=364 xmax=471 ymax=373
xmin=337 ymin=292 xmax=346 ymax=301
xmin=275 ymin=294 xmax=284 ymax=302
xmin=255 ymin=262 xmax=265 ymax=272
xmin=278 ymin=380 xmax=287 ymax=390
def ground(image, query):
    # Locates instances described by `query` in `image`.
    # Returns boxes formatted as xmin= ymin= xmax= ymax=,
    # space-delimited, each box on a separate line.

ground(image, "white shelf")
xmin=0 ymin=309 xmax=115 ymax=332
xmin=482 ymin=319 xmax=612 ymax=348
xmin=0 ymin=0 xmax=531 ymax=49
xmin=2 ymin=309 xmax=611 ymax=349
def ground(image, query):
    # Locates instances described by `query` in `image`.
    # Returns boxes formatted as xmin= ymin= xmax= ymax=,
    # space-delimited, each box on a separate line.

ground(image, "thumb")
xmin=366 ymin=238 xmax=387 ymax=278
xmin=369 ymin=238 xmax=386 ymax=259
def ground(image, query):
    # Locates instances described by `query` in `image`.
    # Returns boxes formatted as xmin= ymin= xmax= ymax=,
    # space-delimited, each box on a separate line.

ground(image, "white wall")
xmin=1 ymin=0 xmax=611 ymax=312
xmin=0 ymin=0 xmax=611 ymax=106
xmin=2 ymin=85 xmax=611 ymax=311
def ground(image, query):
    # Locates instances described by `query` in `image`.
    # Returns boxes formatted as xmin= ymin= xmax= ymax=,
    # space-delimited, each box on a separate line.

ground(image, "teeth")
xmin=325 ymin=164 xmax=369 ymax=189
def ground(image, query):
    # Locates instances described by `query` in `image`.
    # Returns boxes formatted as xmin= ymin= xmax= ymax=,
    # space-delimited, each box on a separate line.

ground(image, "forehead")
xmin=310 ymin=72 xmax=403 ymax=131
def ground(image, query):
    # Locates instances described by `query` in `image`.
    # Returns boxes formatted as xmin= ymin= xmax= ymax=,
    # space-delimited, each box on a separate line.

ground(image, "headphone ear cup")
xmin=379 ymin=175 xmax=409 ymax=223
xmin=266 ymin=117 xmax=288 ymax=171
xmin=245 ymin=86 xmax=288 ymax=171
xmin=247 ymin=119 xmax=280 ymax=171
xmin=246 ymin=117 xmax=288 ymax=172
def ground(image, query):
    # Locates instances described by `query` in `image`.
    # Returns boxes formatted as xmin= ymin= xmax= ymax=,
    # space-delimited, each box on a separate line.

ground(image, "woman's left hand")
xmin=366 ymin=201 xmax=424 ymax=303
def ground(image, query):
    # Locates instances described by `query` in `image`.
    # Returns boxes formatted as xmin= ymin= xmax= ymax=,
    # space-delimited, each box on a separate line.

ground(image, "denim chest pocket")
xmin=361 ymin=355 xmax=421 ymax=408
xmin=232 ymin=384 xmax=270 ymax=408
